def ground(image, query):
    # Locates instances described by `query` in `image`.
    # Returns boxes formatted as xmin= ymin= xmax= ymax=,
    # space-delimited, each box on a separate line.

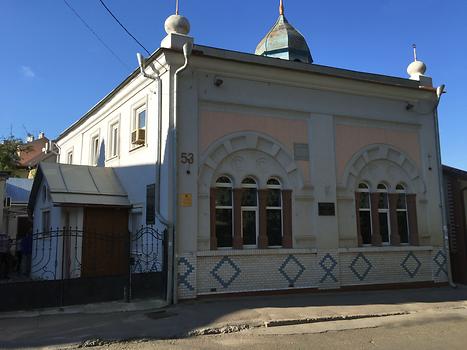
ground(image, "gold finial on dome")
xmin=279 ymin=0 xmax=284 ymax=15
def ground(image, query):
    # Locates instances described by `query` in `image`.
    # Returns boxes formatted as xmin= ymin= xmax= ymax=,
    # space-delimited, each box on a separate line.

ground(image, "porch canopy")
xmin=28 ymin=162 xmax=130 ymax=211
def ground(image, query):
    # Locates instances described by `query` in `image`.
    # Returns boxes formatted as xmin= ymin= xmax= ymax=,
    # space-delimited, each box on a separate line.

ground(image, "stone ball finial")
xmin=407 ymin=60 xmax=427 ymax=80
xmin=164 ymin=14 xmax=190 ymax=35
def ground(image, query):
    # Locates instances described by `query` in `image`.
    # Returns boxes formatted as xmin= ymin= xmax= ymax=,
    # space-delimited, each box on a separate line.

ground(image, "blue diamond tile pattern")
xmin=178 ymin=257 xmax=195 ymax=291
xmin=279 ymin=255 xmax=305 ymax=285
xmin=211 ymin=256 xmax=241 ymax=289
xmin=401 ymin=251 xmax=421 ymax=278
xmin=319 ymin=253 xmax=338 ymax=283
xmin=349 ymin=253 xmax=372 ymax=281
xmin=434 ymin=250 xmax=448 ymax=277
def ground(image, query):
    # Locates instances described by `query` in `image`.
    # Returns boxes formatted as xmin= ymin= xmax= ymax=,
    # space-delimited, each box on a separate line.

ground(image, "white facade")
xmin=52 ymin=31 xmax=449 ymax=300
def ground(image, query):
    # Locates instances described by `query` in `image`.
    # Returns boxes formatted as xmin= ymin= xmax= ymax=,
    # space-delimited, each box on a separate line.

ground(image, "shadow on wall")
xmin=97 ymin=140 xmax=106 ymax=167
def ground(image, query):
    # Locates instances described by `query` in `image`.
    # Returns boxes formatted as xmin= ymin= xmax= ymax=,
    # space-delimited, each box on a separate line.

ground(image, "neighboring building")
xmin=0 ymin=172 xmax=9 ymax=233
xmin=32 ymin=2 xmax=449 ymax=301
xmin=28 ymin=162 xmax=130 ymax=279
xmin=443 ymin=165 xmax=467 ymax=284
xmin=2 ymin=178 xmax=33 ymax=240
xmin=18 ymin=133 xmax=57 ymax=178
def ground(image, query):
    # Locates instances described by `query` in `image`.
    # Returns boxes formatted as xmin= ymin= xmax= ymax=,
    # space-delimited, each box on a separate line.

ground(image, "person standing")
xmin=0 ymin=233 xmax=11 ymax=279
xmin=21 ymin=233 xmax=32 ymax=276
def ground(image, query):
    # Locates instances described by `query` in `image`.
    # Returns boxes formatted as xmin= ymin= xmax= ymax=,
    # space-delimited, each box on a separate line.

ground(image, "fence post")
xmin=60 ymin=227 xmax=66 ymax=307
xmin=126 ymin=230 xmax=131 ymax=303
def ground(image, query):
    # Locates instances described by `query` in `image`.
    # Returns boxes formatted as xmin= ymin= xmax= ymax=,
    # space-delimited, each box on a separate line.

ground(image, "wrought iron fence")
xmin=0 ymin=225 xmax=168 ymax=311
xmin=0 ymin=225 xmax=167 ymax=282
xmin=131 ymin=225 xmax=166 ymax=274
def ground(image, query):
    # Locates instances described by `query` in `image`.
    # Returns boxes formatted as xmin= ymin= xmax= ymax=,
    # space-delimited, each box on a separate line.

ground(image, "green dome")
xmin=255 ymin=14 xmax=313 ymax=64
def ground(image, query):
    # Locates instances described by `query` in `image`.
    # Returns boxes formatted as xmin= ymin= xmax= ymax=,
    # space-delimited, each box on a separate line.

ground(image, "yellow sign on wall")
xmin=180 ymin=193 xmax=193 ymax=207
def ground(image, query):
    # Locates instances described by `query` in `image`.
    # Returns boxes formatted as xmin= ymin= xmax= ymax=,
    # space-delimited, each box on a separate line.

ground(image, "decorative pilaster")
xmin=370 ymin=193 xmax=382 ymax=246
xmin=233 ymin=189 xmax=243 ymax=249
xmin=258 ymin=189 xmax=268 ymax=249
xmin=389 ymin=194 xmax=400 ymax=245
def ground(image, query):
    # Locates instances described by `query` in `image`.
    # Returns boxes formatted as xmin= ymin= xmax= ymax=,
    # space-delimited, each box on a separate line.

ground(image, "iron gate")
xmin=130 ymin=225 xmax=168 ymax=300
xmin=0 ymin=225 xmax=167 ymax=312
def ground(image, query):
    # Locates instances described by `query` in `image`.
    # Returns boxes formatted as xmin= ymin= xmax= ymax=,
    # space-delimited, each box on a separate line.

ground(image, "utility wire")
xmin=97 ymin=0 xmax=151 ymax=55
xmin=62 ymin=0 xmax=130 ymax=69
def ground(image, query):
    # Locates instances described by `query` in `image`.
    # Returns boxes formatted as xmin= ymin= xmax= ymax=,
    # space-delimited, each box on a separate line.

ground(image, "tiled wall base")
xmin=177 ymin=246 xmax=448 ymax=299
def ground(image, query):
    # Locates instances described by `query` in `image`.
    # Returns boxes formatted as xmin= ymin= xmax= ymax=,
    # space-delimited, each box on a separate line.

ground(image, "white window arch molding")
xmin=340 ymin=143 xmax=426 ymax=197
xmin=199 ymin=131 xmax=305 ymax=195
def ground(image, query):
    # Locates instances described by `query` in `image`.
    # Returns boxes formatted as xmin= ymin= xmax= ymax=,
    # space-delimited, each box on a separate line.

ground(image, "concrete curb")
xmin=186 ymin=311 xmax=412 ymax=337
xmin=263 ymin=311 xmax=411 ymax=328
xmin=0 ymin=299 xmax=168 ymax=319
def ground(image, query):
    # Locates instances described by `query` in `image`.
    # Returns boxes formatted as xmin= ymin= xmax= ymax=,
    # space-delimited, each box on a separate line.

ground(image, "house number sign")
xmin=180 ymin=152 xmax=194 ymax=164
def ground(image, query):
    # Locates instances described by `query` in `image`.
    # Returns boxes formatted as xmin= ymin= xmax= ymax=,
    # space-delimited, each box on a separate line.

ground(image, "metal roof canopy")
xmin=28 ymin=163 xmax=130 ymax=212
xmin=5 ymin=178 xmax=33 ymax=204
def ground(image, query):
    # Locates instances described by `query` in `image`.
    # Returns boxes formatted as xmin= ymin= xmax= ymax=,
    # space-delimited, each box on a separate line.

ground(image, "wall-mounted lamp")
xmin=214 ymin=77 xmax=224 ymax=87
xmin=406 ymin=103 xmax=414 ymax=111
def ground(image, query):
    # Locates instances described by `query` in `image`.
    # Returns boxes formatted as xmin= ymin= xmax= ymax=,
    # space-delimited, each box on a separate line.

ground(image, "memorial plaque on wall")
xmin=318 ymin=202 xmax=336 ymax=216
xmin=146 ymin=184 xmax=156 ymax=225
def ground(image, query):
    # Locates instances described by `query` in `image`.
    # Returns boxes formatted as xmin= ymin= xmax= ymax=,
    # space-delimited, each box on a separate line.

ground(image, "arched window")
xmin=241 ymin=177 xmax=258 ymax=247
xmin=396 ymin=184 xmax=410 ymax=244
xmin=357 ymin=183 xmax=372 ymax=245
xmin=267 ymin=178 xmax=283 ymax=247
xmin=377 ymin=183 xmax=391 ymax=244
xmin=215 ymin=176 xmax=233 ymax=248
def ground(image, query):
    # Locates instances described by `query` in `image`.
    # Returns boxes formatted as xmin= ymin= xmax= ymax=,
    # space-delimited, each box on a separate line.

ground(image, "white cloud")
xmin=20 ymin=66 xmax=36 ymax=78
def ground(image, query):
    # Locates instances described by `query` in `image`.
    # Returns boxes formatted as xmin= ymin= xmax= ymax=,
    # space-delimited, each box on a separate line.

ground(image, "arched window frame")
xmin=266 ymin=178 xmax=283 ymax=247
xmin=377 ymin=183 xmax=391 ymax=245
xmin=241 ymin=177 xmax=259 ymax=248
xmin=214 ymin=176 xmax=234 ymax=249
xmin=396 ymin=184 xmax=410 ymax=244
xmin=357 ymin=182 xmax=372 ymax=245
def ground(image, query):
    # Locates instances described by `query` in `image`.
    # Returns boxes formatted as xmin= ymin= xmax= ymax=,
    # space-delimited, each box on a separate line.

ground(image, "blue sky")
xmin=1 ymin=1 xmax=466 ymax=169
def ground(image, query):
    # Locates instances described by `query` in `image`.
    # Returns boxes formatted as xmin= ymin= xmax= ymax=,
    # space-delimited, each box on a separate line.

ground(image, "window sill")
xmin=198 ymin=248 xmax=318 ymax=257
xmin=106 ymin=155 xmax=119 ymax=162
xmin=339 ymin=246 xmax=433 ymax=253
xmin=129 ymin=143 xmax=146 ymax=153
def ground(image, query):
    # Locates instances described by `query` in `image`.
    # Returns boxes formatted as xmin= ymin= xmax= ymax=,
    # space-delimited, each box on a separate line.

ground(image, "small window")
xmin=267 ymin=178 xmax=282 ymax=247
xmin=377 ymin=184 xmax=390 ymax=244
xmin=396 ymin=184 xmax=410 ymax=244
xmin=67 ymin=150 xmax=73 ymax=165
xmin=42 ymin=185 xmax=48 ymax=203
xmin=241 ymin=177 xmax=258 ymax=247
xmin=131 ymin=105 xmax=147 ymax=147
xmin=42 ymin=210 xmax=50 ymax=234
xmin=215 ymin=176 xmax=233 ymax=248
xmin=357 ymin=183 xmax=372 ymax=245
xmin=91 ymin=135 xmax=100 ymax=165
xmin=109 ymin=122 xmax=120 ymax=158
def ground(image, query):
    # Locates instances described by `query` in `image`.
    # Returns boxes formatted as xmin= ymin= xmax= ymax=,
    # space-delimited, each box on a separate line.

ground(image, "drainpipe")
xmin=136 ymin=54 xmax=172 ymax=303
xmin=171 ymin=42 xmax=193 ymax=305
xmin=433 ymin=85 xmax=456 ymax=288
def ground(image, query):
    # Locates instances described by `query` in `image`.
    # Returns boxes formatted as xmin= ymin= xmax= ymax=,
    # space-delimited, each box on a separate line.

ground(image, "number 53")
xmin=180 ymin=152 xmax=194 ymax=164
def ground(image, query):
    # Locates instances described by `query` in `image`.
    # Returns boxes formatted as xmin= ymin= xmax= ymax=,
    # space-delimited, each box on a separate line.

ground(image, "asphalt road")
xmin=2 ymin=287 xmax=467 ymax=349
xmin=100 ymin=308 xmax=467 ymax=350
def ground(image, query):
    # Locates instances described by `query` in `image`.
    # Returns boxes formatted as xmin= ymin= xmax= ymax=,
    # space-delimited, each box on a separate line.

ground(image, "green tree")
xmin=0 ymin=136 xmax=23 ymax=171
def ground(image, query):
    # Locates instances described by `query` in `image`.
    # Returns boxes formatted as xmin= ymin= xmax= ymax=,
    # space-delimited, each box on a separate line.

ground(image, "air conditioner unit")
xmin=131 ymin=128 xmax=146 ymax=145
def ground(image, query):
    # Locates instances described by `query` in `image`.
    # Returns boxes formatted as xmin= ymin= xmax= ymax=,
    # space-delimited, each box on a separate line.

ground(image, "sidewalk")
xmin=1 ymin=286 xmax=467 ymax=349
